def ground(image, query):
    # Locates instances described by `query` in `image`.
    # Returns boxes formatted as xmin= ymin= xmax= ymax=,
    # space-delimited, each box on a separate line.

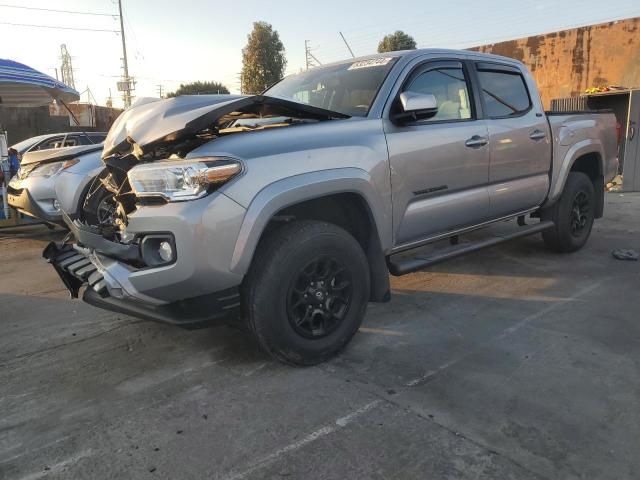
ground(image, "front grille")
xmin=45 ymin=243 xmax=108 ymax=298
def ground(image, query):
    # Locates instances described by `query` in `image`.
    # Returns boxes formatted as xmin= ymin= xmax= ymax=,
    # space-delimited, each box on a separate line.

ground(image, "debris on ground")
xmin=607 ymin=175 xmax=624 ymax=192
xmin=612 ymin=249 xmax=639 ymax=261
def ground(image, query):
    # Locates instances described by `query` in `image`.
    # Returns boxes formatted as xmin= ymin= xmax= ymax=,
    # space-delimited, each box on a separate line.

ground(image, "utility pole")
xmin=305 ymin=40 xmax=322 ymax=70
xmin=60 ymin=44 xmax=76 ymax=90
xmin=305 ymin=40 xmax=310 ymax=70
xmin=118 ymin=0 xmax=133 ymax=108
xmin=339 ymin=32 xmax=355 ymax=58
xmin=156 ymin=84 xmax=164 ymax=98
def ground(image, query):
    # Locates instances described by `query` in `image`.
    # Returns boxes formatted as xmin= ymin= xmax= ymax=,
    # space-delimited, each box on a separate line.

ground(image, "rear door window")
xmin=78 ymin=134 xmax=106 ymax=145
xmin=62 ymin=136 xmax=80 ymax=147
xmin=34 ymin=136 xmax=65 ymax=150
xmin=476 ymin=67 xmax=531 ymax=118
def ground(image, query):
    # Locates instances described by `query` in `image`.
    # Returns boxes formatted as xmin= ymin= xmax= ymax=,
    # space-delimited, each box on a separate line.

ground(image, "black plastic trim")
xmin=83 ymin=286 xmax=240 ymax=329
xmin=388 ymin=221 xmax=554 ymax=276
xmin=63 ymin=212 xmax=141 ymax=262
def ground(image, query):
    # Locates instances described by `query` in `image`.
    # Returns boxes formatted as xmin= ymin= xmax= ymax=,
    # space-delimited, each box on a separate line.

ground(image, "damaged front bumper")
xmin=7 ymin=185 xmax=63 ymax=224
xmin=44 ymin=240 xmax=240 ymax=328
xmin=43 ymin=200 xmax=245 ymax=328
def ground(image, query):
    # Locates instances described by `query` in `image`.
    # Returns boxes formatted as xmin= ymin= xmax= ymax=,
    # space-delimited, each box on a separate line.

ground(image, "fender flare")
xmin=546 ymin=139 xmax=605 ymax=206
xmin=228 ymin=168 xmax=391 ymax=275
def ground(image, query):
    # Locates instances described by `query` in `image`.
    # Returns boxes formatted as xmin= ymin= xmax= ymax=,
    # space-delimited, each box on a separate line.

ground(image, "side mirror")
xmin=392 ymin=92 xmax=438 ymax=124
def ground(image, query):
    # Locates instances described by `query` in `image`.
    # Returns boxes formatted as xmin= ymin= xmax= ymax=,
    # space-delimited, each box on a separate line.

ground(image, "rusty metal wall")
xmin=48 ymin=104 xmax=122 ymax=130
xmin=472 ymin=17 xmax=640 ymax=108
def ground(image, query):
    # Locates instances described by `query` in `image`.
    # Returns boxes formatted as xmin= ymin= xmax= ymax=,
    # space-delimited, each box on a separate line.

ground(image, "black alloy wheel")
xmin=541 ymin=171 xmax=595 ymax=252
xmin=570 ymin=191 xmax=590 ymax=237
xmin=287 ymin=256 xmax=353 ymax=339
xmin=242 ymin=220 xmax=370 ymax=366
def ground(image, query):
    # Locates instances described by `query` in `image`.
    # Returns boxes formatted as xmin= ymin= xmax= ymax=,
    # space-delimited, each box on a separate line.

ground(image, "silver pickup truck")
xmin=45 ymin=49 xmax=618 ymax=365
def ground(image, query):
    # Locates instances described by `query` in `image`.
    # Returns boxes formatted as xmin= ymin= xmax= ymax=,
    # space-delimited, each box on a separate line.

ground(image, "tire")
xmin=80 ymin=173 xmax=115 ymax=226
xmin=242 ymin=220 xmax=370 ymax=366
xmin=541 ymin=172 xmax=595 ymax=253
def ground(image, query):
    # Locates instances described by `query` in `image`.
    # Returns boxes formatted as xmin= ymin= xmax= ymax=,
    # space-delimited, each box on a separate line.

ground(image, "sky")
xmin=2 ymin=0 xmax=639 ymax=108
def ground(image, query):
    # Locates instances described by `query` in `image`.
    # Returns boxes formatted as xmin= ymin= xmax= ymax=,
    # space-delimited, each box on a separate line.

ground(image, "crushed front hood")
xmin=102 ymin=94 xmax=349 ymax=159
xmin=20 ymin=143 xmax=103 ymax=165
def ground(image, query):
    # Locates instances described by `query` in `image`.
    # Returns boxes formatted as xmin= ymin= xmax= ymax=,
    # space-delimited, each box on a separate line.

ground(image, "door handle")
xmin=465 ymin=135 xmax=488 ymax=148
xmin=529 ymin=130 xmax=547 ymax=141
xmin=629 ymin=121 xmax=636 ymax=141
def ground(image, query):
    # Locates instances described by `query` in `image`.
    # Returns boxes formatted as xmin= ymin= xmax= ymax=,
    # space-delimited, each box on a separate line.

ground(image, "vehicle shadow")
xmin=0 ymin=223 xmax=66 ymax=241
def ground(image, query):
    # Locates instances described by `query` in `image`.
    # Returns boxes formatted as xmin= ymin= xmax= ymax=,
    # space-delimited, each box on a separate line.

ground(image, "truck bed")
xmin=546 ymin=110 xmax=618 ymax=204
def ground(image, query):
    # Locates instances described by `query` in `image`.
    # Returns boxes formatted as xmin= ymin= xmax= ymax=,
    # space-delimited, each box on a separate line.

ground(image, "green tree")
xmin=377 ymin=31 xmax=417 ymax=53
xmin=166 ymin=81 xmax=229 ymax=98
xmin=241 ymin=21 xmax=287 ymax=94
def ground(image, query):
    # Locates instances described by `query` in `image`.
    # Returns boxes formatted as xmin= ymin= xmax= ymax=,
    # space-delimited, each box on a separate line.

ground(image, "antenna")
xmin=339 ymin=32 xmax=355 ymax=58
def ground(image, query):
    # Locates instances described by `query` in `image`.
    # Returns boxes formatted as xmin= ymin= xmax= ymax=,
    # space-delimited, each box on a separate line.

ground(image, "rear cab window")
xmin=475 ymin=63 xmax=532 ymax=118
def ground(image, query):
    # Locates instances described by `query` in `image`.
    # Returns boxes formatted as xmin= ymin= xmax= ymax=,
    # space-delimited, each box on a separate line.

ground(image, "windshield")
xmin=264 ymin=57 xmax=399 ymax=117
xmin=11 ymin=137 xmax=42 ymax=155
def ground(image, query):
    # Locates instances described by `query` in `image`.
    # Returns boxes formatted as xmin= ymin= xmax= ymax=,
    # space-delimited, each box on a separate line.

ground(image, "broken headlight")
xmin=127 ymin=157 xmax=242 ymax=202
xmin=29 ymin=158 xmax=80 ymax=178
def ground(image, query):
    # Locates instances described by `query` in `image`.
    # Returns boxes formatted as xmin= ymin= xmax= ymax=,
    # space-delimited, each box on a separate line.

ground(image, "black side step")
xmin=388 ymin=220 xmax=554 ymax=276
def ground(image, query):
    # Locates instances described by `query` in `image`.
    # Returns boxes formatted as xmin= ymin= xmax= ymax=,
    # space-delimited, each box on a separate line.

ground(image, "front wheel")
xmin=541 ymin=172 xmax=595 ymax=252
xmin=242 ymin=220 xmax=370 ymax=366
xmin=80 ymin=172 xmax=116 ymax=226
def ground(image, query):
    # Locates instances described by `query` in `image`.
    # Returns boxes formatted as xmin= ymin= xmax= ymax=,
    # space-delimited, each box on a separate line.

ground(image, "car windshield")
xmin=11 ymin=137 xmax=42 ymax=155
xmin=264 ymin=57 xmax=399 ymax=117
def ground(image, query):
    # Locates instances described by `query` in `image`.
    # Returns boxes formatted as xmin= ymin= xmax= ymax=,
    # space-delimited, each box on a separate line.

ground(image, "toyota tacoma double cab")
xmin=44 ymin=49 xmax=618 ymax=365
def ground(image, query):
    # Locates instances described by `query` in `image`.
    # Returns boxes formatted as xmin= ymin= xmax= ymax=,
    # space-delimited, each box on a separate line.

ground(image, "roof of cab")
xmin=320 ymin=48 xmax=524 ymax=68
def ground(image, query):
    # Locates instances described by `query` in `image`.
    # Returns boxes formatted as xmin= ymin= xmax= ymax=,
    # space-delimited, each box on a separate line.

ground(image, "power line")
xmin=0 ymin=3 xmax=115 ymax=16
xmin=310 ymin=9 xmax=640 ymax=63
xmin=0 ymin=21 xmax=118 ymax=32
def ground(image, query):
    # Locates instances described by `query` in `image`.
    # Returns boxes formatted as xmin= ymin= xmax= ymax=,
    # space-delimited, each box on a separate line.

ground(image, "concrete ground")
xmin=1 ymin=193 xmax=639 ymax=480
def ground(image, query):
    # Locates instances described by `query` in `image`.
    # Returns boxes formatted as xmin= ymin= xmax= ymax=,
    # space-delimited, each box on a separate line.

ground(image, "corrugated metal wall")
xmin=549 ymin=96 xmax=588 ymax=112
xmin=472 ymin=17 xmax=640 ymax=108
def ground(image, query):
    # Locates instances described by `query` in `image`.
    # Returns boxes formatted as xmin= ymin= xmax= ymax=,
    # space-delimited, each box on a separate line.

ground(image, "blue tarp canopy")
xmin=0 ymin=58 xmax=80 ymax=107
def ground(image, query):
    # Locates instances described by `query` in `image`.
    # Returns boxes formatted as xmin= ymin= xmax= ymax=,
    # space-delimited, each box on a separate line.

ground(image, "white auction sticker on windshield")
xmin=348 ymin=58 xmax=394 ymax=70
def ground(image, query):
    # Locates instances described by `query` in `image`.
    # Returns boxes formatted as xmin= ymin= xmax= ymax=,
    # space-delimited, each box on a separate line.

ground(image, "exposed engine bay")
xmin=80 ymin=95 xmax=349 ymax=246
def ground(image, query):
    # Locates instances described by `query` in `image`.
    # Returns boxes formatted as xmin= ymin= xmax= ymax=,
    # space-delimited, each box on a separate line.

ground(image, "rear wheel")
xmin=242 ymin=220 xmax=370 ymax=366
xmin=541 ymin=172 xmax=595 ymax=252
